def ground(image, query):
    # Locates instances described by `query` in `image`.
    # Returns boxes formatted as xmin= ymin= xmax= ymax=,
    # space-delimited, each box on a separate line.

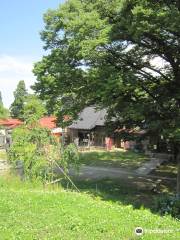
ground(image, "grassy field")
xmin=79 ymin=149 xmax=148 ymax=169
xmin=0 ymin=176 xmax=179 ymax=240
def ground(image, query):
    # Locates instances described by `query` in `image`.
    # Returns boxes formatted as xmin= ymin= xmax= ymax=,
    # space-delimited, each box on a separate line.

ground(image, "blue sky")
xmin=0 ymin=0 xmax=65 ymax=107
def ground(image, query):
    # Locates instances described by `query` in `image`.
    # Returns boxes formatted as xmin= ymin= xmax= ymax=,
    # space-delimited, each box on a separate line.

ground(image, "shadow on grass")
xmin=60 ymin=175 xmax=176 ymax=215
xmin=150 ymin=161 xmax=177 ymax=179
xmin=79 ymin=150 xmax=148 ymax=169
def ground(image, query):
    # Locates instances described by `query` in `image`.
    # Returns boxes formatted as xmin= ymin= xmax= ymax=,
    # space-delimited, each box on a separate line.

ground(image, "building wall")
xmin=67 ymin=126 xmax=106 ymax=147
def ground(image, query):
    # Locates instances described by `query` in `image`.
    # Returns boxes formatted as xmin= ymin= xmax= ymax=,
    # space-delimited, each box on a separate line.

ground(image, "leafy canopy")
xmin=23 ymin=95 xmax=47 ymax=124
xmin=33 ymin=0 xmax=180 ymax=143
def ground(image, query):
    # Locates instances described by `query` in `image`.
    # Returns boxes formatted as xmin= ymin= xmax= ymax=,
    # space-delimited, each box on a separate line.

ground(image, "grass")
xmin=150 ymin=162 xmax=177 ymax=179
xmin=79 ymin=148 xmax=148 ymax=170
xmin=65 ymin=167 xmax=177 ymax=213
xmin=0 ymin=175 xmax=179 ymax=240
xmin=0 ymin=149 xmax=7 ymax=159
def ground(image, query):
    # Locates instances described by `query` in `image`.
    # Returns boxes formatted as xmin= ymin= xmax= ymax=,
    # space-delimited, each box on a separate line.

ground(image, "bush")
xmin=8 ymin=124 xmax=80 ymax=182
xmin=8 ymin=125 xmax=56 ymax=181
xmin=155 ymin=195 xmax=180 ymax=219
xmin=60 ymin=143 xmax=79 ymax=170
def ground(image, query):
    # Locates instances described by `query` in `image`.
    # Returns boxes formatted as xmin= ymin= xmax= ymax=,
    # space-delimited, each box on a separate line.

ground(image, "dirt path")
xmin=67 ymin=164 xmax=175 ymax=192
xmin=69 ymin=165 xmax=175 ymax=181
xmin=1 ymin=150 xmax=175 ymax=191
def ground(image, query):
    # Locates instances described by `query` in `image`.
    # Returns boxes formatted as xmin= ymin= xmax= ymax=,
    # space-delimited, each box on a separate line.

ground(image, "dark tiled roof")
xmin=69 ymin=107 xmax=107 ymax=130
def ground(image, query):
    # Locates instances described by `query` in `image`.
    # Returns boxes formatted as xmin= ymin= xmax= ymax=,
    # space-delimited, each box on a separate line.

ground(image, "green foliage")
xmin=8 ymin=125 xmax=55 ymax=181
xmin=0 ymin=91 xmax=3 ymax=106
xmin=0 ymin=91 xmax=9 ymax=119
xmin=33 ymin=0 xmax=180 ymax=139
xmin=10 ymin=80 xmax=28 ymax=120
xmin=155 ymin=195 xmax=180 ymax=219
xmin=33 ymin=0 xmax=180 ymax=195
xmin=23 ymin=95 xmax=46 ymax=124
xmin=60 ymin=143 xmax=79 ymax=170
xmin=0 ymin=104 xmax=9 ymax=119
xmin=8 ymin=123 xmax=79 ymax=182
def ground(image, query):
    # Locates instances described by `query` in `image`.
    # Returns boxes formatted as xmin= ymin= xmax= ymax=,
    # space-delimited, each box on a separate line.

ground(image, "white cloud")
xmin=0 ymin=55 xmax=37 ymax=108
xmin=0 ymin=55 xmax=32 ymax=74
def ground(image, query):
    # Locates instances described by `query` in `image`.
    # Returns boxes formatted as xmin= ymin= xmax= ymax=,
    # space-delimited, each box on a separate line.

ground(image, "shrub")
xmin=155 ymin=195 xmax=180 ymax=219
xmin=8 ymin=124 xmax=80 ymax=182
xmin=8 ymin=125 xmax=55 ymax=181
xmin=60 ymin=143 xmax=79 ymax=171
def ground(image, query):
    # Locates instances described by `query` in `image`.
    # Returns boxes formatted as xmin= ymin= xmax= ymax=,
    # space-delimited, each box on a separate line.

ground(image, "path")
xmin=69 ymin=165 xmax=175 ymax=181
xmin=135 ymin=157 xmax=166 ymax=175
xmin=0 ymin=150 xmax=175 ymax=190
xmin=68 ymin=152 xmax=171 ymax=180
xmin=69 ymin=165 xmax=131 ymax=180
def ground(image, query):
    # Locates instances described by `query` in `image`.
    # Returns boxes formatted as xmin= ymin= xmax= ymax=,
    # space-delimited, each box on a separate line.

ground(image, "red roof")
xmin=0 ymin=118 xmax=23 ymax=129
xmin=39 ymin=116 xmax=57 ymax=129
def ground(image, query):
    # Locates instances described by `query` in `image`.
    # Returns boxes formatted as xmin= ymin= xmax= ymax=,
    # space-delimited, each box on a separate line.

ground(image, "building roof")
xmin=68 ymin=107 xmax=107 ymax=130
xmin=0 ymin=118 xmax=23 ymax=129
xmin=115 ymin=128 xmax=146 ymax=135
xmin=39 ymin=116 xmax=57 ymax=129
xmin=0 ymin=116 xmax=62 ymax=132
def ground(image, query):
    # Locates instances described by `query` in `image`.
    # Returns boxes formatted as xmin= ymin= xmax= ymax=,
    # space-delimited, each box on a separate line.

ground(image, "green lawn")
xmin=0 ymin=176 xmax=179 ymax=239
xmin=79 ymin=149 xmax=148 ymax=169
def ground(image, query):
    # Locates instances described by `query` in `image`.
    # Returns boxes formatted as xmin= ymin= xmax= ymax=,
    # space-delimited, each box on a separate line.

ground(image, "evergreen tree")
xmin=10 ymin=80 xmax=28 ymax=119
xmin=0 ymin=91 xmax=3 ymax=106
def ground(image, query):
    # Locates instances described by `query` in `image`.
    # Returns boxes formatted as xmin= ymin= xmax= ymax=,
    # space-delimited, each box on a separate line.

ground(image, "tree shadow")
xmin=79 ymin=149 xmax=148 ymax=169
xmin=60 ymin=175 xmax=176 ymax=216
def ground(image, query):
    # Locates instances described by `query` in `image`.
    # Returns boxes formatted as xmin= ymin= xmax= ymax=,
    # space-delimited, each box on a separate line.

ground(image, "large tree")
xmin=33 ymin=0 xmax=180 ymax=196
xmin=10 ymin=80 xmax=28 ymax=120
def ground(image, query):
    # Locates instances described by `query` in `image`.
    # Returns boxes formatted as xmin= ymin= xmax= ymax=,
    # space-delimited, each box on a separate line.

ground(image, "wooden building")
xmin=67 ymin=107 xmax=107 ymax=147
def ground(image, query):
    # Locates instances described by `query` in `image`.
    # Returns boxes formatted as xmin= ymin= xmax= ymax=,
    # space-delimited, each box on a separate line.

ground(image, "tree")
xmin=0 ymin=91 xmax=3 ymax=106
xmin=23 ymin=95 xmax=47 ymax=124
xmin=0 ymin=91 xmax=9 ymax=119
xmin=10 ymin=80 xmax=28 ymax=119
xmin=33 ymin=1 xmax=180 ymax=196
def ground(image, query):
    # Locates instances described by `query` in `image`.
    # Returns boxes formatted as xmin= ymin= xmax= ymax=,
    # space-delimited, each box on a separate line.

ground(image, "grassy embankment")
xmin=0 ymin=176 xmax=179 ymax=240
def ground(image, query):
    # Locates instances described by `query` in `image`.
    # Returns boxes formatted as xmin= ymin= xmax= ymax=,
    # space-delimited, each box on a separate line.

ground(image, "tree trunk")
xmin=176 ymin=151 xmax=180 ymax=199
